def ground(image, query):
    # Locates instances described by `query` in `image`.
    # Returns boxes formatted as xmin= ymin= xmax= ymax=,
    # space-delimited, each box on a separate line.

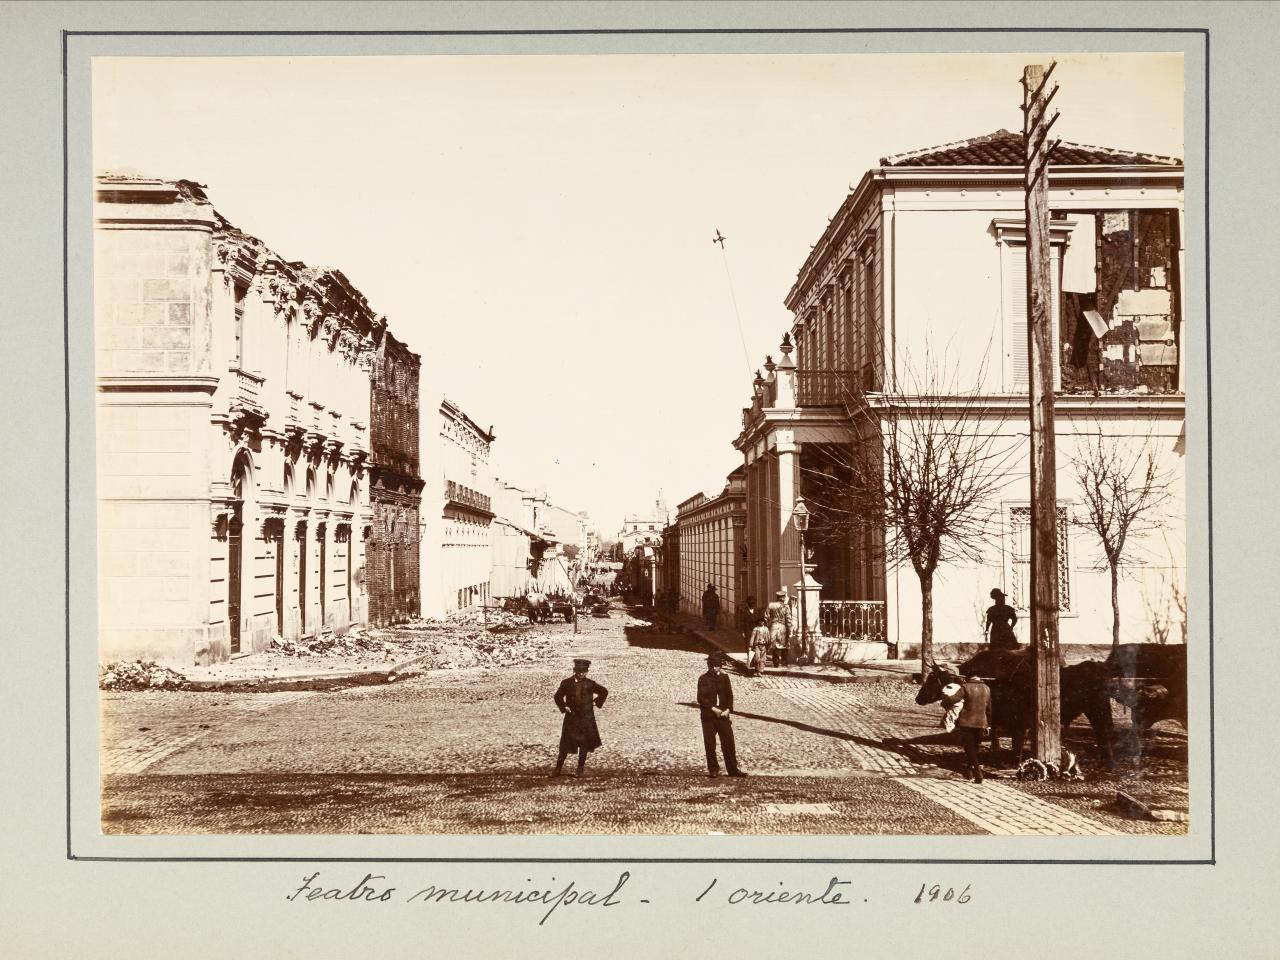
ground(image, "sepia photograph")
xmin=91 ymin=50 xmax=1191 ymax=839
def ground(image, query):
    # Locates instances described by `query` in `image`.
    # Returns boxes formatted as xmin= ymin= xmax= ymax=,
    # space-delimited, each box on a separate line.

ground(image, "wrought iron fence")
xmin=819 ymin=599 xmax=886 ymax=643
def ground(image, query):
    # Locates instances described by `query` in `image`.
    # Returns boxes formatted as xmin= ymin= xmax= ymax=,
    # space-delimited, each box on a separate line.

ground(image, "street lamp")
xmin=791 ymin=498 xmax=810 ymax=665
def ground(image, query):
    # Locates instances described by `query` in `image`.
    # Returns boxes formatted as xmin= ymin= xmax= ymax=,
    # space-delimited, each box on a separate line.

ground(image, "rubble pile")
xmin=271 ymin=626 xmax=393 ymax=660
xmin=383 ymin=625 xmax=561 ymax=672
xmin=99 ymin=659 xmax=189 ymax=691
xmin=400 ymin=608 xmax=533 ymax=631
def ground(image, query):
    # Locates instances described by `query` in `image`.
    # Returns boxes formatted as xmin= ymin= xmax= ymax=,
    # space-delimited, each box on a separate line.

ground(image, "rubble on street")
xmin=99 ymin=660 xmax=190 ymax=691
xmin=102 ymin=606 xmax=582 ymax=691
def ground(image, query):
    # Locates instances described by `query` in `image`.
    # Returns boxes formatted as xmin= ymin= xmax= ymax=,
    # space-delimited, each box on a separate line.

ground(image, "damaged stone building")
xmin=366 ymin=332 xmax=424 ymax=626
xmin=95 ymin=175 xmax=421 ymax=665
xmin=735 ymin=129 xmax=1186 ymax=659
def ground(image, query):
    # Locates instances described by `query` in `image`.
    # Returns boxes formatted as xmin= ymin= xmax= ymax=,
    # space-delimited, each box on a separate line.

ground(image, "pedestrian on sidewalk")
xmin=551 ymin=658 xmax=608 ymax=777
xmin=701 ymin=584 xmax=722 ymax=631
xmin=697 ymin=651 xmax=747 ymax=777
xmin=739 ymin=595 xmax=759 ymax=638
xmin=765 ymin=590 xmax=792 ymax=667
xmin=747 ymin=616 xmax=770 ymax=676
xmin=941 ymin=676 xmax=993 ymax=783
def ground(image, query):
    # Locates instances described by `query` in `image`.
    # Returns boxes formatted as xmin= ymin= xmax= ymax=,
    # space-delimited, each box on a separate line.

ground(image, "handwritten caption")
xmin=286 ymin=872 xmax=972 ymax=923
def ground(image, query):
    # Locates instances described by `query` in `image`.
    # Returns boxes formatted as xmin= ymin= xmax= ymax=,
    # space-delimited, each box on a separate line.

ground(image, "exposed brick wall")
xmin=367 ymin=331 xmax=423 ymax=625
xmin=371 ymin=333 xmax=420 ymax=478
xmin=367 ymin=492 xmax=421 ymax=625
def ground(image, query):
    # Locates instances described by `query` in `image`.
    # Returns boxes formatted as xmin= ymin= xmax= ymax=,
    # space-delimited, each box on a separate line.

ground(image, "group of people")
xmin=549 ymin=651 xmax=747 ymax=778
xmin=550 ymin=584 xmax=1021 ymax=780
xmin=741 ymin=589 xmax=809 ymax=674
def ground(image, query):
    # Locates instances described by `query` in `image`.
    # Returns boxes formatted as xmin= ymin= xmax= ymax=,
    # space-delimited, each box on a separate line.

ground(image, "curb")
xmin=686 ymin=624 xmax=913 ymax=683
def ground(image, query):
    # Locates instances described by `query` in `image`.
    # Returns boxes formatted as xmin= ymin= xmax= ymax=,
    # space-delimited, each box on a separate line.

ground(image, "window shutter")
xmin=1004 ymin=243 xmax=1060 ymax=392
xmin=1005 ymin=245 xmax=1029 ymax=392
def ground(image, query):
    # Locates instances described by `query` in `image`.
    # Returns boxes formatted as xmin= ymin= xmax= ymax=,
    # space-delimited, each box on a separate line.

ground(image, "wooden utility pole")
xmin=1023 ymin=63 xmax=1063 ymax=763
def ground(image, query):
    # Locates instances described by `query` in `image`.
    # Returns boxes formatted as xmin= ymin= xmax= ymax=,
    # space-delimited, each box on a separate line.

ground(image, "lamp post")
xmin=791 ymin=498 xmax=810 ymax=665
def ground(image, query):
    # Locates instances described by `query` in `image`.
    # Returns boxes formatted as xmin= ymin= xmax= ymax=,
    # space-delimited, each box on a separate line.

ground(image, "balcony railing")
xmin=796 ymin=369 xmax=856 ymax=407
xmin=445 ymin=479 xmax=492 ymax=514
xmin=819 ymin=600 xmax=885 ymax=643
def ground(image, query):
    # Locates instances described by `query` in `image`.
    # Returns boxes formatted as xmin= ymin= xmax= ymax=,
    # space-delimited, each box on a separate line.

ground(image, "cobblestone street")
xmin=100 ymin=608 xmax=1187 ymax=836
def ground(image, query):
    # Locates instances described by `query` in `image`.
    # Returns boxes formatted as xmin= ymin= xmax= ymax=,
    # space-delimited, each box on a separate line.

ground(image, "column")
xmin=777 ymin=439 xmax=801 ymax=598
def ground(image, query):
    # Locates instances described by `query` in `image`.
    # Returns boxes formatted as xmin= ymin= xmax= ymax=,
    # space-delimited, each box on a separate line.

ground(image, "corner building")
xmin=736 ymin=131 xmax=1186 ymax=660
xmin=95 ymin=176 xmax=417 ymax=665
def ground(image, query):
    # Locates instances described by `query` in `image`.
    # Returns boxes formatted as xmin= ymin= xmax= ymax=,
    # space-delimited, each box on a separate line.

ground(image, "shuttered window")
xmin=1003 ymin=243 xmax=1061 ymax=392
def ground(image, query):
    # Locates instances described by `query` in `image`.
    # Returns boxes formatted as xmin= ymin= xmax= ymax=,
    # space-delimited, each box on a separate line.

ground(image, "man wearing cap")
xmin=551 ymin=658 xmax=608 ymax=777
xmin=765 ymin=590 xmax=792 ymax=668
xmin=697 ymin=652 xmax=747 ymax=778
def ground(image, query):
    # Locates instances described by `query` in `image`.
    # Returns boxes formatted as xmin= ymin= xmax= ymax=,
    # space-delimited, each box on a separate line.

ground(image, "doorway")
xmin=228 ymin=503 xmax=243 ymax=654
xmin=297 ymin=523 xmax=307 ymax=635
xmin=317 ymin=523 xmax=327 ymax=632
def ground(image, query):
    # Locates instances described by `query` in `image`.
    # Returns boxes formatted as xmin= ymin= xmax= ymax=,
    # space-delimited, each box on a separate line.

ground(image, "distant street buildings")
xmin=419 ymin=398 xmax=496 ymax=618
xmin=675 ymin=468 xmax=747 ymax=625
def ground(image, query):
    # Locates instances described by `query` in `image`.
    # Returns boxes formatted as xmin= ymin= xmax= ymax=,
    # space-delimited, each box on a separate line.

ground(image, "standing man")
xmin=765 ymin=589 xmax=792 ymax=667
xmin=697 ymin=652 xmax=747 ymax=778
xmin=551 ymin=658 xmax=608 ymax=777
xmin=701 ymin=583 xmax=722 ymax=631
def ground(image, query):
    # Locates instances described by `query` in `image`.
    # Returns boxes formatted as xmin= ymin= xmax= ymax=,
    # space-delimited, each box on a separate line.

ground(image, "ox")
xmin=916 ymin=649 xmax=1115 ymax=769
xmin=1106 ymin=643 xmax=1187 ymax=751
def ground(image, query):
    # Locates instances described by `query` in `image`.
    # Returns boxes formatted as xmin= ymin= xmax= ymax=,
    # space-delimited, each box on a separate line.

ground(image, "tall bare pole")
xmin=1023 ymin=63 xmax=1062 ymax=763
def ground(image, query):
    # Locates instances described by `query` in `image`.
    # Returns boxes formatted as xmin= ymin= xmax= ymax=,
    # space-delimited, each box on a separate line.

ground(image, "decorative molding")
xmin=990 ymin=216 xmax=1077 ymax=246
xmin=97 ymin=375 xmax=219 ymax=394
xmin=209 ymin=481 xmax=238 ymax=537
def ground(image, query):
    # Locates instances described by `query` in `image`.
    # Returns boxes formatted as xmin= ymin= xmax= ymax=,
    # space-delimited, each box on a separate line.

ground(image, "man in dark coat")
xmin=551 ymin=658 xmax=608 ymax=777
xmin=701 ymin=584 xmax=722 ymax=631
xmin=941 ymin=678 xmax=993 ymax=783
xmin=697 ymin=652 xmax=747 ymax=778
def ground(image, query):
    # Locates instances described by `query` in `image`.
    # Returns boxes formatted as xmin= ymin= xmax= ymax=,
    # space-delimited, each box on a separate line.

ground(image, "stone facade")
xmin=95 ymin=176 xmax=417 ymax=665
xmin=366 ymin=332 xmax=423 ymax=626
xmin=676 ymin=468 xmax=747 ymax=625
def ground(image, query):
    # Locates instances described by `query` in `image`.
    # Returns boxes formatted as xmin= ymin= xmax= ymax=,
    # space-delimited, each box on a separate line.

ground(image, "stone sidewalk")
xmin=658 ymin=607 xmax=915 ymax=682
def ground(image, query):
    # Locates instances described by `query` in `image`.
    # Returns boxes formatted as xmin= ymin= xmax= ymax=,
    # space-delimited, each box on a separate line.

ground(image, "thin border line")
xmin=1203 ymin=28 xmax=1215 ymax=866
xmin=65 ymin=27 xmax=1209 ymax=36
xmin=66 ymin=26 xmax=1213 ymax=865
xmin=62 ymin=26 xmax=72 ymax=864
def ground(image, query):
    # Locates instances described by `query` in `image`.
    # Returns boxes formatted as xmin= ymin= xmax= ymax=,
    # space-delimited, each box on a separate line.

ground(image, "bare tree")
xmin=802 ymin=348 xmax=1020 ymax=673
xmin=1068 ymin=429 xmax=1176 ymax=649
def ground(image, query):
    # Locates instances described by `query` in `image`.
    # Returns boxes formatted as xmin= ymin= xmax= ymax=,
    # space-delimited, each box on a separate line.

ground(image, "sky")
xmin=92 ymin=52 xmax=1182 ymax=536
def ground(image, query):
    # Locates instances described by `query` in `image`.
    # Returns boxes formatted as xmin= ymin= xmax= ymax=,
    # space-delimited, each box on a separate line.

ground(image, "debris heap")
xmin=99 ymin=659 xmax=190 ymax=691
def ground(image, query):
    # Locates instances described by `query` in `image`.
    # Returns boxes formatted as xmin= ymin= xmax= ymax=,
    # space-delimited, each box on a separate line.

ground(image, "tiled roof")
xmin=879 ymin=129 xmax=1181 ymax=167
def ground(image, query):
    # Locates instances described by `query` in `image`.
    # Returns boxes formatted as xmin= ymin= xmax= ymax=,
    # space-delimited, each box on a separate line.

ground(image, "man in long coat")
xmin=697 ymin=652 xmax=747 ymax=777
xmin=551 ymin=658 xmax=608 ymax=777
xmin=701 ymin=584 xmax=722 ymax=631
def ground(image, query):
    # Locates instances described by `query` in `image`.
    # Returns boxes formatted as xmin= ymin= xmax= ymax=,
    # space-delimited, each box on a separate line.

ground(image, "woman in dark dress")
xmin=551 ymin=658 xmax=608 ymax=777
xmin=984 ymin=588 xmax=1018 ymax=649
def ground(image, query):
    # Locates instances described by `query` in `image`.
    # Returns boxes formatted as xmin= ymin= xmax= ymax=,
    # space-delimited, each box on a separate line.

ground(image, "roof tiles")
xmin=879 ymin=128 xmax=1181 ymax=167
